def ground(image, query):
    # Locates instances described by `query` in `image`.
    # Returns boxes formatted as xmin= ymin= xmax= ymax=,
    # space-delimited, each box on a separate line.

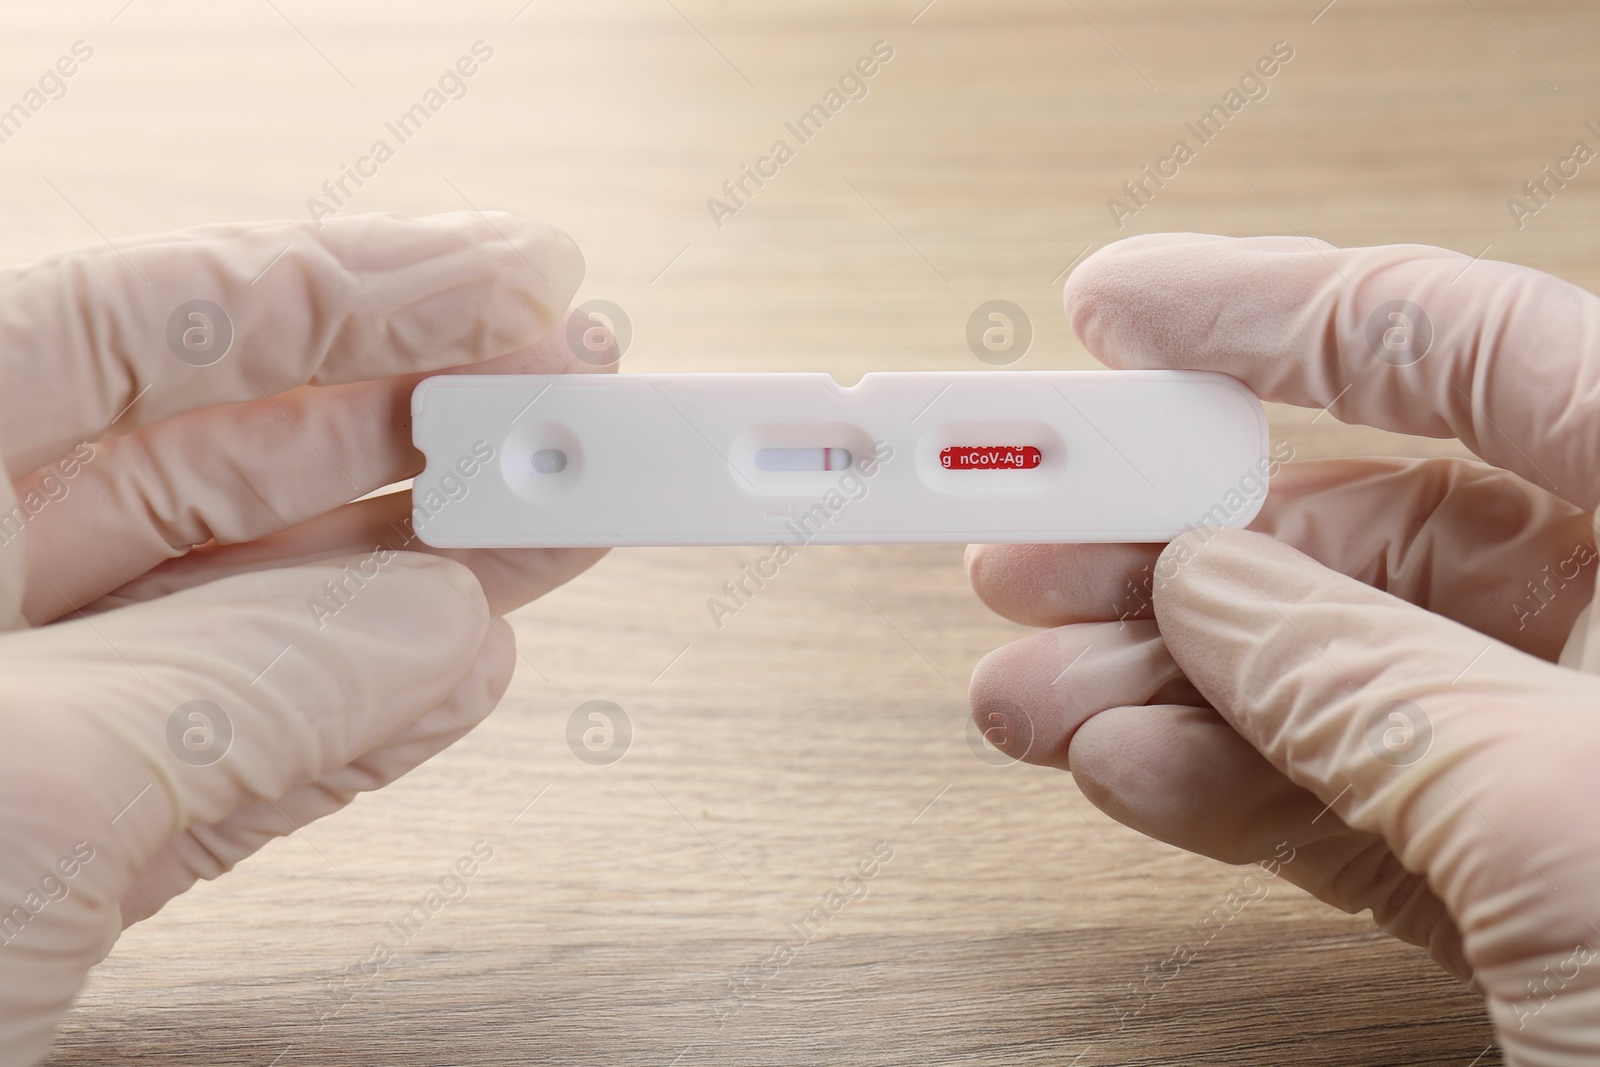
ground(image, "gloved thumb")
xmin=1153 ymin=528 xmax=1600 ymax=1064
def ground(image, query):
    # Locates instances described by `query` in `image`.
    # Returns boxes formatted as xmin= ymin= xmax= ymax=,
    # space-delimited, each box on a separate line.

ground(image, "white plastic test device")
xmin=410 ymin=371 xmax=1269 ymax=547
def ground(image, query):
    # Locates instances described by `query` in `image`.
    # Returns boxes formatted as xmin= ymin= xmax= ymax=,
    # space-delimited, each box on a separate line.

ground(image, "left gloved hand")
xmin=0 ymin=210 xmax=609 ymax=1065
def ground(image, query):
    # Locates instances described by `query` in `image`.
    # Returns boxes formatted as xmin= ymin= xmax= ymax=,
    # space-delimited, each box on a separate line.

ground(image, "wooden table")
xmin=9 ymin=0 xmax=1595 ymax=1062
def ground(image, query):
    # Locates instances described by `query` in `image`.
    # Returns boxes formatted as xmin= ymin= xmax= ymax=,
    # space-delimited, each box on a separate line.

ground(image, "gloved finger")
xmin=1154 ymin=529 xmax=1600 ymax=1012
xmin=967 ymin=620 xmax=1184 ymax=771
xmin=19 ymin=317 xmax=609 ymax=624
xmin=1067 ymin=703 xmax=1470 ymax=980
xmin=1276 ymin=834 xmax=1470 ymax=982
xmin=0 ymin=211 xmax=583 ymax=477
xmin=968 ymin=616 xmax=1474 ymax=976
xmin=1151 ymin=526 xmax=1599 ymax=842
xmin=75 ymin=491 xmax=608 ymax=620
xmin=1067 ymin=704 xmax=1331 ymax=858
xmin=968 ymin=456 xmax=1594 ymax=662
xmin=0 ymin=476 xmax=23 ymax=633
xmin=118 ymin=616 xmax=515 ymax=926
xmin=0 ymin=553 xmax=503 ymax=889
xmin=0 ymin=552 xmax=509 ymax=1063
xmin=964 ymin=540 xmax=1155 ymax=628
xmin=1065 ymin=234 xmax=1600 ymax=508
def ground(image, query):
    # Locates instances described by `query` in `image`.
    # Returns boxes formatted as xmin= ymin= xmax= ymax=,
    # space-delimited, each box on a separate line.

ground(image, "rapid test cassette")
xmin=409 ymin=371 xmax=1269 ymax=547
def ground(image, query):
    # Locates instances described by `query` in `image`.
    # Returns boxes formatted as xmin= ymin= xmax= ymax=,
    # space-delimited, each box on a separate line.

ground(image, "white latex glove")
xmin=0 ymin=211 xmax=610 ymax=1065
xmin=968 ymin=234 xmax=1600 ymax=1066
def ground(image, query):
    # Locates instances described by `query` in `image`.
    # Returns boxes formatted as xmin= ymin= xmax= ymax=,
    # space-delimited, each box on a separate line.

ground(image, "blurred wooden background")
xmin=5 ymin=0 xmax=1596 ymax=1062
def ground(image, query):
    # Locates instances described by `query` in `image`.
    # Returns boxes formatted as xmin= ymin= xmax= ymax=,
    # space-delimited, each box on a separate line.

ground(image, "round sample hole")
xmin=532 ymin=448 xmax=568 ymax=474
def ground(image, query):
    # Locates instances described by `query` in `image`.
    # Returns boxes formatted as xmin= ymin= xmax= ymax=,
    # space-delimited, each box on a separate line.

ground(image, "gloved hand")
xmin=0 ymin=211 xmax=609 ymax=1065
xmin=968 ymin=234 xmax=1600 ymax=1066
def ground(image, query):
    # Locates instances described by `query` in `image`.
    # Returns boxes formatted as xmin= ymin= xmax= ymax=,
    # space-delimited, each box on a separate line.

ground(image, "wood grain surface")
xmin=4 ymin=0 xmax=1594 ymax=1063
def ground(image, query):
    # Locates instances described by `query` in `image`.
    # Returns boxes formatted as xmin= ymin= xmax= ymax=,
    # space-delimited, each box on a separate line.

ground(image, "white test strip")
xmin=410 ymin=371 xmax=1270 ymax=547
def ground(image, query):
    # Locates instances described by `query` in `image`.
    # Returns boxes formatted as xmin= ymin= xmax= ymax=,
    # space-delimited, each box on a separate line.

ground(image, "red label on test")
xmin=939 ymin=446 xmax=1042 ymax=470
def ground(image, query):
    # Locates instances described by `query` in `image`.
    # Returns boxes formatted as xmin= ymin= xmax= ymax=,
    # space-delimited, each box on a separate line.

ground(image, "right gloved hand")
xmin=968 ymin=234 xmax=1600 ymax=1065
